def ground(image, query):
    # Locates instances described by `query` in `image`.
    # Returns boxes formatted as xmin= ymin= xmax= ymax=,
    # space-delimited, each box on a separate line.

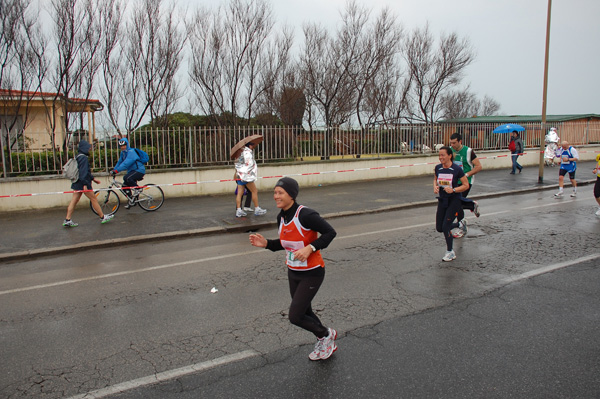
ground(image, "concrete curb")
xmin=1 ymin=179 xmax=594 ymax=263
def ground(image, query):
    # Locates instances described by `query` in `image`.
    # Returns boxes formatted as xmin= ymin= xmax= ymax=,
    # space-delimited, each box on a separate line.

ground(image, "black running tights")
xmin=436 ymin=196 xmax=463 ymax=251
xmin=288 ymin=268 xmax=328 ymax=339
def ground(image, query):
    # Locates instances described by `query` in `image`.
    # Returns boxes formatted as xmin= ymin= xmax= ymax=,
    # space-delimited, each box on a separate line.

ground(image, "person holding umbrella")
xmin=509 ymin=131 xmax=524 ymax=174
xmin=232 ymin=136 xmax=267 ymax=217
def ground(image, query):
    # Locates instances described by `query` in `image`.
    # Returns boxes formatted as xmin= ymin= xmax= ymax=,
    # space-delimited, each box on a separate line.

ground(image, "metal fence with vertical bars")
xmin=2 ymin=121 xmax=599 ymax=178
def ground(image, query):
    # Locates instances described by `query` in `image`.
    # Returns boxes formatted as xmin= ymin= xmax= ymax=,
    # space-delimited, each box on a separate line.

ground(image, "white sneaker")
xmin=243 ymin=207 xmax=254 ymax=212
xmin=236 ymin=208 xmax=247 ymax=218
xmin=442 ymin=250 xmax=456 ymax=262
xmin=254 ymin=206 xmax=267 ymax=216
xmin=319 ymin=328 xmax=338 ymax=360
xmin=473 ymin=201 xmax=480 ymax=217
xmin=309 ymin=338 xmax=325 ymax=361
xmin=595 ymin=208 xmax=600 ymax=216
xmin=62 ymin=219 xmax=78 ymax=227
xmin=100 ymin=214 xmax=114 ymax=224
xmin=554 ymin=191 xmax=563 ymax=198
xmin=570 ymin=192 xmax=577 ymax=197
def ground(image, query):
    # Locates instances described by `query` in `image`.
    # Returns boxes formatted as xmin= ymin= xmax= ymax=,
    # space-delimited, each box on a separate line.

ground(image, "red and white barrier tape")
xmin=1 ymin=150 xmax=598 ymax=199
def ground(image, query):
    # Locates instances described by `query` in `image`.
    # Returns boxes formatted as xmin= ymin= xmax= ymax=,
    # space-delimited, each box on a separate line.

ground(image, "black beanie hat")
xmin=275 ymin=177 xmax=299 ymax=199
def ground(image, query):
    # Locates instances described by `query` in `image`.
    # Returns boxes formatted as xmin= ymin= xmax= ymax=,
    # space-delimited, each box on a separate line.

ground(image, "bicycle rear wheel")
xmin=91 ymin=189 xmax=120 ymax=216
xmin=137 ymin=184 xmax=164 ymax=211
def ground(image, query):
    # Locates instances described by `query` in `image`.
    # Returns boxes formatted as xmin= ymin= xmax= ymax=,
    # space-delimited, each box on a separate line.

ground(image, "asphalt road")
xmin=1 ymin=188 xmax=599 ymax=398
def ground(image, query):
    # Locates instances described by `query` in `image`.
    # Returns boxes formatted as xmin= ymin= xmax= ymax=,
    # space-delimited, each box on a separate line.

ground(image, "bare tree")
xmin=439 ymin=87 xmax=479 ymax=120
xmin=146 ymin=1 xmax=186 ymax=129
xmin=403 ymin=24 xmax=475 ymax=124
xmin=480 ymin=95 xmax=500 ymax=116
xmin=299 ymin=21 xmax=356 ymax=129
xmin=246 ymin=26 xmax=293 ymax=124
xmin=0 ymin=0 xmax=47 ymax=146
xmin=187 ymin=0 xmax=274 ymax=126
xmin=343 ymin=2 xmax=403 ymax=128
xmin=97 ymin=0 xmax=125 ymax=133
xmin=363 ymin=60 xmax=410 ymax=126
xmin=44 ymin=0 xmax=122 ymax=156
xmin=121 ymin=0 xmax=186 ymax=132
xmin=440 ymin=87 xmax=501 ymax=119
xmin=273 ymin=66 xmax=306 ymax=127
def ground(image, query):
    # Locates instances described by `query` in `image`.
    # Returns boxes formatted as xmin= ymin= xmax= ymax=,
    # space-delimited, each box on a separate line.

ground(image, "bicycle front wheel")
xmin=91 ymin=189 xmax=120 ymax=216
xmin=137 ymin=184 xmax=164 ymax=211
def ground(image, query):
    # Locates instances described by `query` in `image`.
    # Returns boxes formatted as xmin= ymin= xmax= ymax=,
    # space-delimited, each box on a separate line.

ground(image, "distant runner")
xmin=450 ymin=132 xmax=481 ymax=218
xmin=434 ymin=146 xmax=470 ymax=262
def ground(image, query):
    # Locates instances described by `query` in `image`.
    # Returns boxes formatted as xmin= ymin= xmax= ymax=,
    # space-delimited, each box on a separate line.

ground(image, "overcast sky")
xmin=185 ymin=0 xmax=599 ymax=117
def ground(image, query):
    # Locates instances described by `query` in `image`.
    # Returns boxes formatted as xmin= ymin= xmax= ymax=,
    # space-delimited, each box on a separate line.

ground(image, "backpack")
xmin=508 ymin=140 xmax=516 ymax=152
xmin=63 ymin=154 xmax=84 ymax=182
xmin=134 ymin=148 xmax=149 ymax=164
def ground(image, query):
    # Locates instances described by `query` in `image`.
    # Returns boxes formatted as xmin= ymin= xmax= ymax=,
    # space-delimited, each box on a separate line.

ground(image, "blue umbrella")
xmin=493 ymin=123 xmax=526 ymax=134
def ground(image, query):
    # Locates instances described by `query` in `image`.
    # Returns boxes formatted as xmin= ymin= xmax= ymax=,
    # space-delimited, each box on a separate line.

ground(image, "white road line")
xmin=62 ymin=253 xmax=600 ymax=399
xmin=64 ymin=350 xmax=260 ymax=399
xmin=504 ymin=253 xmax=600 ymax=284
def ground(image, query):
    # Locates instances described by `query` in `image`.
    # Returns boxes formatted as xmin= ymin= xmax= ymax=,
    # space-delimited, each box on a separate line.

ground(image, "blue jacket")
xmin=114 ymin=138 xmax=146 ymax=174
xmin=74 ymin=140 xmax=94 ymax=188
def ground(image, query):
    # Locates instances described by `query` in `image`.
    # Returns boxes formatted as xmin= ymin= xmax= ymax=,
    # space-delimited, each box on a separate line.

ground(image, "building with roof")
xmin=0 ymin=89 xmax=104 ymax=151
xmin=439 ymin=114 xmax=600 ymax=149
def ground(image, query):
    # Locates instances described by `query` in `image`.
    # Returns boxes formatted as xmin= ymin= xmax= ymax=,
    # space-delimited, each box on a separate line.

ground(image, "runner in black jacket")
xmin=249 ymin=177 xmax=338 ymax=361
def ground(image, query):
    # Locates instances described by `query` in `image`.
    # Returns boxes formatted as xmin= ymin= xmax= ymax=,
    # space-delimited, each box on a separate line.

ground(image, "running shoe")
xmin=309 ymin=338 xmax=325 ymax=361
xmin=595 ymin=208 xmax=600 ymax=216
xmin=254 ymin=206 xmax=267 ymax=216
xmin=62 ymin=219 xmax=78 ymax=227
xmin=473 ymin=201 xmax=480 ymax=217
xmin=554 ymin=191 xmax=563 ymax=198
xmin=570 ymin=192 xmax=577 ymax=197
xmin=101 ymin=214 xmax=114 ymax=224
xmin=319 ymin=328 xmax=338 ymax=360
xmin=451 ymin=227 xmax=464 ymax=239
xmin=460 ymin=219 xmax=468 ymax=236
xmin=243 ymin=207 xmax=254 ymax=212
xmin=442 ymin=250 xmax=456 ymax=262
xmin=236 ymin=208 xmax=247 ymax=218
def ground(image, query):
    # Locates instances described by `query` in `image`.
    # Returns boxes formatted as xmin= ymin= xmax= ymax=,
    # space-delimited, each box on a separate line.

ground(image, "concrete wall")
xmin=2 ymin=146 xmax=599 ymax=212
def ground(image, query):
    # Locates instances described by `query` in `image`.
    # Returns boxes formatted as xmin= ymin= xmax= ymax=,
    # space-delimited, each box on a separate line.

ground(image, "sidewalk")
xmin=0 ymin=162 xmax=596 ymax=261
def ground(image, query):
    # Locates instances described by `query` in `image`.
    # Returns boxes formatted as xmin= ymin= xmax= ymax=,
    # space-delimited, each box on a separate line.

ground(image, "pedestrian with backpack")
xmin=111 ymin=138 xmax=146 ymax=208
xmin=63 ymin=140 xmax=114 ymax=227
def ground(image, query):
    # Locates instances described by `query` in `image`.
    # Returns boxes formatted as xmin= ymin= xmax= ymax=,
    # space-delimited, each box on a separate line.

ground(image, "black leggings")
xmin=436 ymin=196 xmax=464 ymax=251
xmin=288 ymin=268 xmax=328 ymax=339
xmin=123 ymin=171 xmax=145 ymax=196
xmin=595 ymin=177 xmax=600 ymax=199
xmin=461 ymin=186 xmax=475 ymax=211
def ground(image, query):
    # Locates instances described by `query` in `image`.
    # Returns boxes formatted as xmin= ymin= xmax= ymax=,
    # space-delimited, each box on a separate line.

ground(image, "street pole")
xmin=538 ymin=0 xmax=552 ymax=184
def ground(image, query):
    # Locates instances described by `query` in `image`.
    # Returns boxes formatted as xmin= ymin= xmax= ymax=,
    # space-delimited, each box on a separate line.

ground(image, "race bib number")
xmin=562 ymin=155 xmax=570 ymax=164
xmin=281 ymin=240 xmax=307 ymax=267
xmin=437 ymin=173 xmax=453 ymax=187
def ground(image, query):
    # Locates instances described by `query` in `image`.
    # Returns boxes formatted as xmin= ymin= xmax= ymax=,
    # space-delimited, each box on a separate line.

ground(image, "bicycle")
xmin=91 ymin=176 xmax=164 ymax=216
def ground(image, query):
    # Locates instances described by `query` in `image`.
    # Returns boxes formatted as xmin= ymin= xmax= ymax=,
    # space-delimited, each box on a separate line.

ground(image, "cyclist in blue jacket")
xmin=111 ymin=138 xmax=146 ymax=204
